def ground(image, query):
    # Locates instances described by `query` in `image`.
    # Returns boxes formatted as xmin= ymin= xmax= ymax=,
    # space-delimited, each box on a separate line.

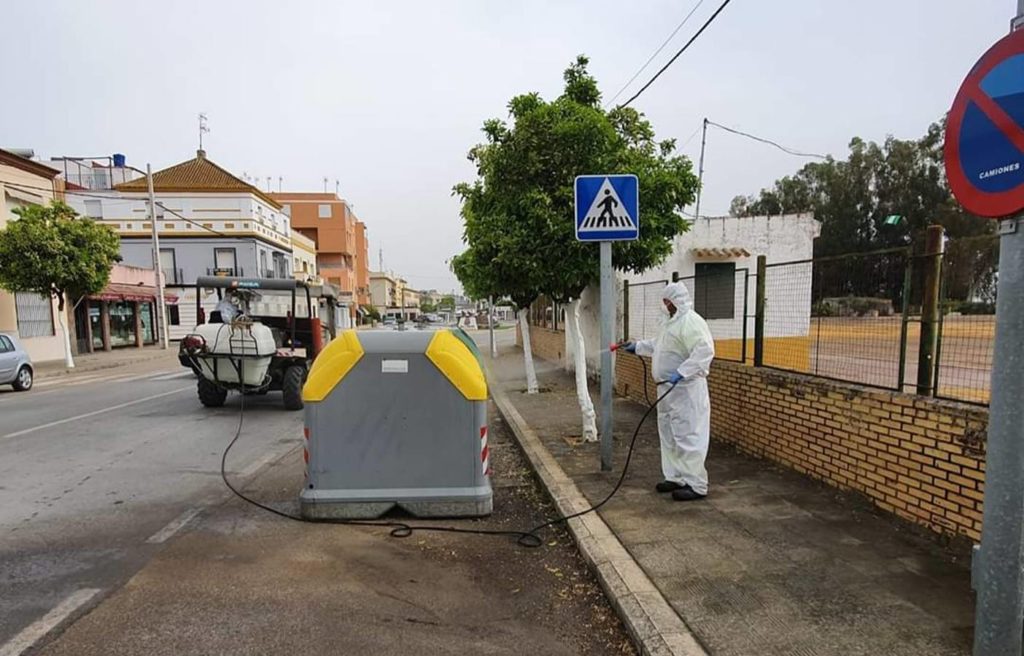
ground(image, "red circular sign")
xmin=945 ymin=29 xmax=1024 ymax=218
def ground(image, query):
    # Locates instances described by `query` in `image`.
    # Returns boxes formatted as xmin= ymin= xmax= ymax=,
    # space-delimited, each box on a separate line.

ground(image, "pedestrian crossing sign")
xmin=574 ymin=174 xmax=639 ymax=242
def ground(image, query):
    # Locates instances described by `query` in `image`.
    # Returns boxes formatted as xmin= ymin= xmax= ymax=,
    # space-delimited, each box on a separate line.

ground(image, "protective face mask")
xmin=659 ymin=302 xmax=671 ymax=317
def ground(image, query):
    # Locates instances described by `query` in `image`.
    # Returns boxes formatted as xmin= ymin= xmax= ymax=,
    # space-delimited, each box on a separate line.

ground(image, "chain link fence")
xmin=623 ymin=268 xmax=750 ymax=364
xmin=613 ymin=231 xmax=997 ymax=405
xmin=762 ymin=249 xmax=910 ymax=390
xmin=935 ymin=235 xmax=998 ymax=404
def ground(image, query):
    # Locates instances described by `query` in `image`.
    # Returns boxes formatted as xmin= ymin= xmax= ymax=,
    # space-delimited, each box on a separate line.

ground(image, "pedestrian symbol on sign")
xmin=574 ymin=174 xmax=639 ymax=242
xmin=581 ymin=179 xmax=636 ymax=230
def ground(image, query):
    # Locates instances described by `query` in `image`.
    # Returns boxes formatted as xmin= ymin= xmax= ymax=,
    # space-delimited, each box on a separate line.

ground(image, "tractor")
xmin=179 ymin=276 xmax=326 ymax=410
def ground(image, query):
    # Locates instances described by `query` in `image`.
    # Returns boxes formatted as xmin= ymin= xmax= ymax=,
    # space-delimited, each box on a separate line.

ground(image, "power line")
xmin=679 ymin=122 xmax=705 ymax=151
xmin=706 ymin=120 xmax=827 ymax=159
xmin=617 ymin=0 xmax=734 ymax=110
xmin=605 ymin=0 xmax=706 ymax=108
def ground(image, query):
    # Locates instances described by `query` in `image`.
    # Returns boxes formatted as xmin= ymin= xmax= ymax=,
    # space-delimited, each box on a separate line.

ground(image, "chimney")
xmin=197 ymin=149 xmax=207 ymax=159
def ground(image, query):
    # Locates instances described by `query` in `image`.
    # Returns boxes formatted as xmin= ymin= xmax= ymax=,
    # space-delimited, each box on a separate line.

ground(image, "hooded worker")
xmin=624 ymin=282 xmax=715 ymax=501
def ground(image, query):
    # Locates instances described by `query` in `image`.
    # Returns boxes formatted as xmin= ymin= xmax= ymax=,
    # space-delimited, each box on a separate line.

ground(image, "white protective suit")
xmin=633 ymin=282 xmax=715 ymax=495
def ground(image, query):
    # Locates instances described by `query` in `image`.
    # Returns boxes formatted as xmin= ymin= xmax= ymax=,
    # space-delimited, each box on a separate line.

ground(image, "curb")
xmin=491 ymin=387 xmax=707 ymax=656
xmin=35 ymin=351 xmax=176 ymax=381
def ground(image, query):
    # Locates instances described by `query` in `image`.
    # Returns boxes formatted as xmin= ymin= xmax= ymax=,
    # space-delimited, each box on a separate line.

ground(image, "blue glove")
xmin=623 ymin=341 xmax=637 ymax=353
xmin=667 ymin=372 xmax=684 ymax=385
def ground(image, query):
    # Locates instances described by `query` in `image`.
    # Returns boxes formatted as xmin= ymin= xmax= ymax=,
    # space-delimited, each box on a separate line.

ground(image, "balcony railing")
xmin=206 ymin=267 xmax=244 ymax=277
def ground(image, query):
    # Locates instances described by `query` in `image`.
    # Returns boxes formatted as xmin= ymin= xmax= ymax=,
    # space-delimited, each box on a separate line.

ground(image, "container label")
xmin=381 ymin=359 xmax=408 ymax=374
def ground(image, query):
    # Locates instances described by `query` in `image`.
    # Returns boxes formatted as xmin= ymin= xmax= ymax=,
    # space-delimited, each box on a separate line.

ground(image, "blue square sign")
xmin=575 ymin=174 xmax=639 ymax=242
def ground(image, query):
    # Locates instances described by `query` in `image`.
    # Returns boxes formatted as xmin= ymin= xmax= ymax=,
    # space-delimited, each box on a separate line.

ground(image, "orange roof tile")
xmin=115 ymin=150 xmax=281 ymax=209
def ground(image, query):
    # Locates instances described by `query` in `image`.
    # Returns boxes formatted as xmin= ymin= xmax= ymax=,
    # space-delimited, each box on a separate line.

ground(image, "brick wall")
xmin=515 ymin=324 xmax=566 ymax=366
xmin=615 ymin=356 xmax=988 ymax=542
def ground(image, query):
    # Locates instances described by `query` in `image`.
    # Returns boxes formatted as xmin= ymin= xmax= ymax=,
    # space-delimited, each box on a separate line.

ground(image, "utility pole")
xmin=693 ymin=117 xmax=708 ymax=220
xmin=972 ymin=7 xmax=1024 ymax=655
xmin=147 ymin=164 xmax=169 ymax=350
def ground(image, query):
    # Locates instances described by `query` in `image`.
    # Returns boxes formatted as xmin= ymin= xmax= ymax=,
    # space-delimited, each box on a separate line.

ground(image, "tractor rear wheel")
xmin=198 ymin=377 xmax=227 ymax=407
xmin=282 ymin=364 xmax=306 ymax=411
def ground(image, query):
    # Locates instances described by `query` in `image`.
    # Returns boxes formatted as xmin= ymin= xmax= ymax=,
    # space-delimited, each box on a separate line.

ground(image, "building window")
xmin=214 ymin=248 xmax=237 ymax=275
xmin=159 ymin=248 xmax=177 ymax=284
xmin=260 ymin=251 xmax=269 ymax=277
xmin=318 ymin=204 xmax=332 ymax=219
xmin=15 ymin=292 xmax=55 ymax=338
xmin=693 ymin=263 xmax=736 ymax=320
xmin=272 ymin=252 xmax=287 ymax=279
xmin=84 ymin=199 xmax=102 ymax=219
xmin=167 ymin=305 xmax=180 ymax=326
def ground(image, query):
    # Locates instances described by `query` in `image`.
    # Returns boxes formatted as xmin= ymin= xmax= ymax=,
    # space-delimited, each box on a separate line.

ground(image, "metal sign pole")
xmin=973 ymin=218 xmax=1024 ymax=655
xmin=600 ymin=240 xmax=614 ymax=471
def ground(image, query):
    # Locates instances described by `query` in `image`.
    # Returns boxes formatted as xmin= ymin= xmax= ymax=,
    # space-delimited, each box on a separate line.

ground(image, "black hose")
xmin=219 ymin=350 xmax=673 ymax=548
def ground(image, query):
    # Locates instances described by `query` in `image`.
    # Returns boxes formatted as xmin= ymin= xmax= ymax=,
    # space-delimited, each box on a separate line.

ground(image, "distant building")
xmin=270 ymin=192 xmax=369 ymax=321
xmin=291 ymin=230 xmax=319 ymax=283
xmin=370 ymin=271 xmax=420 ymax=319
xmin=62 ymin=149 xmax=294 ymax=338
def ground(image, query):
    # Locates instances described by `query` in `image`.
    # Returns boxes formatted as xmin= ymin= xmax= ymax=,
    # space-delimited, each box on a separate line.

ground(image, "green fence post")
xmin=897 ymin=253 xmax=913 ymax=392
xmin=741 ymin=269 xmax=750 ymax=365
xmin=622 ymin=280 xmax=630 ymax=342
xmin=754 ymin=255 xmax=766 ymax=367
xmin=917 ymin=225 xmax=945 ymax=396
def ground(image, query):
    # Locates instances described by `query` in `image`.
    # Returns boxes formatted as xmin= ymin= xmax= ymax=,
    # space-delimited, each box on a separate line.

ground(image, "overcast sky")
xmin=1 ymin=1 xmax=1015 ymax=291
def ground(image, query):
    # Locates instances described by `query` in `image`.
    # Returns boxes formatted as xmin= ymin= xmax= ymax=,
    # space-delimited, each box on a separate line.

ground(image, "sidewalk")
xmin=34 ymin=346 xmax=178 ymax=379
xmin=489 ymin=350 xmax=974 ymax=656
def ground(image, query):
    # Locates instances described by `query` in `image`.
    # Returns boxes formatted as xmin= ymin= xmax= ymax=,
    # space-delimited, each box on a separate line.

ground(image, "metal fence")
xmin=935 ymin=235 xmax=998 ymax=404
xmin=762 ymin=248 xmax=911 ymax=390
xmin=623 ymin=269 xmax=751 ymax=364
xmin=620 ymin=232 xmax=997 ymax=405
xmin=623 ymin=279 xmax=667 ymax=343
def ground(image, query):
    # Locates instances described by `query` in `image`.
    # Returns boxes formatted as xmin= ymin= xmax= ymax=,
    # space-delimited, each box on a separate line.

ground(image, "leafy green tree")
xmin=0 ymin=202 xmax=121 ymax=367
xmin=731 ymin=121 xmax=996 ymax=302
xmin=452 ymin=56 xmax=698 ymax=431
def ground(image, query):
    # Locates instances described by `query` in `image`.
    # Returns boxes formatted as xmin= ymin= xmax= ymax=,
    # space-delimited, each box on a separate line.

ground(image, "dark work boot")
xmin=671 ymin=486 xmax=707 ymax=502
xmin=655 ymin=480 xmax=684 ymax=493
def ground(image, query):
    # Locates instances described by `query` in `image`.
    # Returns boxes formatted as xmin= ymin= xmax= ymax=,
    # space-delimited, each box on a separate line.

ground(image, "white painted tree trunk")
xmin=569 ymin=299 xmax=598 ymax=442
xmin=57 ymin=301 xmax=75 ymax=369
xmin=518 ymin=308 xmax=538 ymax=394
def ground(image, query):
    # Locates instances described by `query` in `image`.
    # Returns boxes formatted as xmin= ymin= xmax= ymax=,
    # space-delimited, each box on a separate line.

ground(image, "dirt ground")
xmin=767 ymin=316 xmax=994 ymax=403
xmin=403 ymin=404 xmax=637 ymax=656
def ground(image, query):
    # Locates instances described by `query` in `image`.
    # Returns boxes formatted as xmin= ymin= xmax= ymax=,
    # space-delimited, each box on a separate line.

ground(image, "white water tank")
xmin=192 ymin=322 xmax=276 ymax=386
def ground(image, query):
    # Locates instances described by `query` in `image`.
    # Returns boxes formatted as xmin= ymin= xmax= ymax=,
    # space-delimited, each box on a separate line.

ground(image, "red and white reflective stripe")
xmin=303 ymin=426 xmax=310 ymax=481
xmin=480 ymin=426 xmax=491 ymax=476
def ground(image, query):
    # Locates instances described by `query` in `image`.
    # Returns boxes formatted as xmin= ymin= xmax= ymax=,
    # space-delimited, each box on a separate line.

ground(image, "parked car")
xmin=0 ymin=332 xmax=33 ymax=391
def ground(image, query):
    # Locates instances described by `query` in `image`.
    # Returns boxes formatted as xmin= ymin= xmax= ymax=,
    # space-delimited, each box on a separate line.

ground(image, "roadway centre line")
xmin=0 ymin=588 xmax=101 ymax=656
xmin=0 ymin=387 xmax=191 ymax=440
xmin=146 ymin=507 xmax=203 ymax=544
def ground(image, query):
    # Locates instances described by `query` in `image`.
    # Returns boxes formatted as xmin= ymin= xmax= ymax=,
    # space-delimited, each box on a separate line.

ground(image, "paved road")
xmin=0 ymin=354 xmax=304 ymax=651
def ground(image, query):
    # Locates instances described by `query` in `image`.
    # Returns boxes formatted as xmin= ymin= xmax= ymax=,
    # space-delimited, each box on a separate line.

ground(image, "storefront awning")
xmin=90 ymin=283 xmax=179 ymax=304
xmin=691 ymin=247 xmax=751 ymax=259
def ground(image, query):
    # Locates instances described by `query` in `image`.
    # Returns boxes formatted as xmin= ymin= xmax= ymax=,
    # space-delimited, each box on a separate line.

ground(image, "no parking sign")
xmin=945 ymin=28 xmax=1024 ymax=218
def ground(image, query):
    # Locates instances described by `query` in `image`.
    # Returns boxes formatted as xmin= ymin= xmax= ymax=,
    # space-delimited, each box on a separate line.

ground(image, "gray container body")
xmin=300 ymin=330 xmax=491 ymax=518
